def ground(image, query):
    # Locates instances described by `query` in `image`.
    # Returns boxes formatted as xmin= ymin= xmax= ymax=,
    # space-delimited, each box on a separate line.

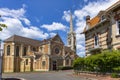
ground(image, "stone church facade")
xmin=2 ymin=15 xmax=77 ymax=72
xmin=82 ymin=1 xmax=120 ymax=56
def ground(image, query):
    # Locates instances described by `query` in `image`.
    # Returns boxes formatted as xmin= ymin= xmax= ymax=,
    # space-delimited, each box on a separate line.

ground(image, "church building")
xmin=2 ymin=14 xmax=77 ymax=72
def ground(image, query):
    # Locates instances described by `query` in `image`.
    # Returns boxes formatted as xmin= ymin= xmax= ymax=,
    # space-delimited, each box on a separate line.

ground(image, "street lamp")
xmin=0 ymin=39 xmax=3 ymax=80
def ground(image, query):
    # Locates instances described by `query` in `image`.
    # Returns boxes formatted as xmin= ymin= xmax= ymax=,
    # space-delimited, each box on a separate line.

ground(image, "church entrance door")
xmin=52 ymin=61 xmax=57 ymax=70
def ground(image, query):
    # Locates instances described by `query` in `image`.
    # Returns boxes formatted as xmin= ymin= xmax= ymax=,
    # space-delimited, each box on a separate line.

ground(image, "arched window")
xmin=26 ymin=59 xmax=28 ymax=65
xmin=23 ymin=47 xmax=27 ymax=56
xmin=16 ymin=46 xmax=19 ymax=57
xmin=7 ymin=45 xmax=10 ymax=56
xmin=94 ymin=34 xmax=99 ymax=47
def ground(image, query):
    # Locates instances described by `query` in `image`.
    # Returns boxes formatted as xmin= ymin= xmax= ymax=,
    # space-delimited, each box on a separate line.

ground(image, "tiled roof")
xmin=89 ymin=16 xmax=100 ymax=27
xmin=83 ymin=16 xmax=101 ymax=33
xmin=4 ymin=35 xmax=41 ymax=46
xmin=83 ymin=0 xmax=120 ymax=33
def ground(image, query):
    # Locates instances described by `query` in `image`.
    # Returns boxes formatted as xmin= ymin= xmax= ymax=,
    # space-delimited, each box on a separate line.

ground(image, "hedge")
xmin=73 ymin=50 xmax=120 ymax=73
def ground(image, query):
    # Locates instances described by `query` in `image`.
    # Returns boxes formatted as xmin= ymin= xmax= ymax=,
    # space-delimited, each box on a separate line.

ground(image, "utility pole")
xmin=0 ymin=39 xmax=3 ymax=80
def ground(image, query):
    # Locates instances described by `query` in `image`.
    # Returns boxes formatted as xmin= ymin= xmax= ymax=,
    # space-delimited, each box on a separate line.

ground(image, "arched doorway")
xmin=52 ymin=61 xmax=57 ymax=70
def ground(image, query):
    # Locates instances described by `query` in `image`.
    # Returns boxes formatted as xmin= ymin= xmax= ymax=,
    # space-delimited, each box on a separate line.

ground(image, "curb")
xmin=19 ymin=78 xmax=26 ymax=80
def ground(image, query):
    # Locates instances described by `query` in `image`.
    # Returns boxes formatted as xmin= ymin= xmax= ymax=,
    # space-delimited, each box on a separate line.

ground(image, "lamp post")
xmin=0 ymin=39 xmax=3 ymax=80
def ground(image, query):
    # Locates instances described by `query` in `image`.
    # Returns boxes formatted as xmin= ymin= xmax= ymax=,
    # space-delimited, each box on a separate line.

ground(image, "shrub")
xmin=111 ymin=73 xmax=119 ymax=78
xmin=58 ymin=66 xmax=73 ymax=70
xmin=73 ymin=50 xmax=120 ymax=73
xmin=73 ymin=57 xmax=84 ymax=70
xmin=113 ymin=66 xmax=120 ymax=73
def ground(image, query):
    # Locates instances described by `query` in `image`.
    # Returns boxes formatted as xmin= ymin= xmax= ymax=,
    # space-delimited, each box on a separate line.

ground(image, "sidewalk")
xmin=73 ymin=73 xmax=120 ymax=80
xmin=2 ymin=78 xmax=26 ymax=80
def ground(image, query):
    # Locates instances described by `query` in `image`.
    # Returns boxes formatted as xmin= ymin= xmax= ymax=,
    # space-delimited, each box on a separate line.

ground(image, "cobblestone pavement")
xmin=2 ymin=70 xmax=90 ymax=80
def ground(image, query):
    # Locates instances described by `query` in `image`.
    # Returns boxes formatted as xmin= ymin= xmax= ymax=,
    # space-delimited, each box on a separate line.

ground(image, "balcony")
xmin=88 ymin=45 xmax=102 ymax=54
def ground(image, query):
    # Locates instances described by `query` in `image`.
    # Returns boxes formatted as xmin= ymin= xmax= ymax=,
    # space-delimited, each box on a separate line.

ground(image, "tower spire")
xmin=70 ymin=13 xmax=73 ymax=33
xmin=67 ymin=12 xmax=76 ymax=53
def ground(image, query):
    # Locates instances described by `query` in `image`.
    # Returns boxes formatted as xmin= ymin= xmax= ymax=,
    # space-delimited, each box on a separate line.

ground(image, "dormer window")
xmin=101 ymin=15 xmax=105 ymax=21
xmin=116 ymin=20 xmax=120 ymax=35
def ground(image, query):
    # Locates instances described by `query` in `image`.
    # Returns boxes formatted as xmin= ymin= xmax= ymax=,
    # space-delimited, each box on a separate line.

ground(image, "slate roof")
xmin=40 ymin=34 xmax=64 ymax=45
xmin=64 ymin=46 xmax=73 ymax=52
xmin=4 ymin=35 xmax=41 ymax=46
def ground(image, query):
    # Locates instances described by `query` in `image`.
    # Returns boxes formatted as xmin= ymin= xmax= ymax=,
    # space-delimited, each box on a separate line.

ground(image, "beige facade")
xmin=3 ymin=34 xmax=77 ymax=72
xmin=83 ymin=1 xmax=120 ymax=56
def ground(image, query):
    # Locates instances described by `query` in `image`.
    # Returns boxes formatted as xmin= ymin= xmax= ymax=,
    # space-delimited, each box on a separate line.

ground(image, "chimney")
xmin=86 ymin=15 xmax=90 ymax=29
xmin=86 ymin=15 xmax=90 ymax=22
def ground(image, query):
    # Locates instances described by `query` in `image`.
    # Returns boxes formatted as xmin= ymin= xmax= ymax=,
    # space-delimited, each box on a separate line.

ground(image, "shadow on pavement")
xmin=2 ymin=78 xmax=21 ymax=80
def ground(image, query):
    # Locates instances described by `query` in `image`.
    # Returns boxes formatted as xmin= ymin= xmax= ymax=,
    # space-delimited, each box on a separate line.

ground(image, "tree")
xmin=0 ymin=15 xmax=7 ymax=31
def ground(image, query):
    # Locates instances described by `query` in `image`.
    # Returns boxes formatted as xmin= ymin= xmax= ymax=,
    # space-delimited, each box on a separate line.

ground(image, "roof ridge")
xmin=106 ymin=0 xmax=120 ymax=12
xmin=12 ymin=34 xmax=41 ymax=42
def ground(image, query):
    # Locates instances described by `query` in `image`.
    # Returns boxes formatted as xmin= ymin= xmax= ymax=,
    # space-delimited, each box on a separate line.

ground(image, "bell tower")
xmin=67 ymin=13 xmax=76 ymax=53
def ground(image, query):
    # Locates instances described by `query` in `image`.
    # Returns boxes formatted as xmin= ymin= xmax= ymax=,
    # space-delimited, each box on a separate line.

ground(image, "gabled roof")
xmin=40 ymin=34 xmax=64 ymax=45
xmin=4 ymin=35 xmax=41 ymax=46
xmin=51 ymin=34 xmax=64 ymax=44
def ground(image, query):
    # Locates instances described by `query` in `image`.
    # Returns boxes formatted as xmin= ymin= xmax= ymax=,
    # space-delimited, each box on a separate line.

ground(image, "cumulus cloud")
xmin=0 ymin=7 xmax=49 ymax=42
xmin=62 ymin=10 xmax=75 ymax=22
xmin=62 ymin=10 xmax=71 ymax=22
xmin=49 ymin=33 xmax=56 ymax=37
xmin=41 ymin=22 xmax=67 ymax=31
xmin=63 ymin=0 xmax=119 ymax=57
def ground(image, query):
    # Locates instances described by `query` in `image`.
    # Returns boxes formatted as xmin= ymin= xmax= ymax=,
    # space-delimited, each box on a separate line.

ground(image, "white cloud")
xmin=41 ymin=22 xmax=67 ymax=31
xmin=62 ymin=0 xmax=119 ymax=57
xmin=0 ymin=8 xmax=25 ymax=19
xmin=0 ymin=7 xmax=49 ymax=42
xmin=62 ymin=10 xmax=71 ymax=22
xmin=62 ymin=10 xmax=75 ymax=22
xmin=49 ymin=33 xmax=56 ymax=37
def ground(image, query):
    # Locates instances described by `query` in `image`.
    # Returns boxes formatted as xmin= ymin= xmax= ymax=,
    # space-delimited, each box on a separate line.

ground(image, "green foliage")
xmin=58 ymin=66 xmax=73 ymax=70
xmin=73 ymin=57 xmax=84 ymax=70
xmin=0 ymin=15 xmax=7 ymax=31
xmin=73 ymin=50 xmax=120 ymax=73
xmin=111 ymin=73 xmax=119 ymax=78
xmin=113 ymin=66 xmax=120 ymax=73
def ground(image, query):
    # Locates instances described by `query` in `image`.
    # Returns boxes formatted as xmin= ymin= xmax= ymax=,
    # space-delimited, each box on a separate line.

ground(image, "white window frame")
xmin=116 ymin=20 xmax=120 ymax=35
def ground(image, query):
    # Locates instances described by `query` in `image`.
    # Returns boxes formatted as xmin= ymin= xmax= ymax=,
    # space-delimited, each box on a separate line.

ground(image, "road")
xmin=2 ymin=70 xmax=88 ymax=80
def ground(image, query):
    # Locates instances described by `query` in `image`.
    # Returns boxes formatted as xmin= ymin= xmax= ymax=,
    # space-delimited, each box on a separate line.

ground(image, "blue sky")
xmin=0 ymin=0 xmax=119 ymax=57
